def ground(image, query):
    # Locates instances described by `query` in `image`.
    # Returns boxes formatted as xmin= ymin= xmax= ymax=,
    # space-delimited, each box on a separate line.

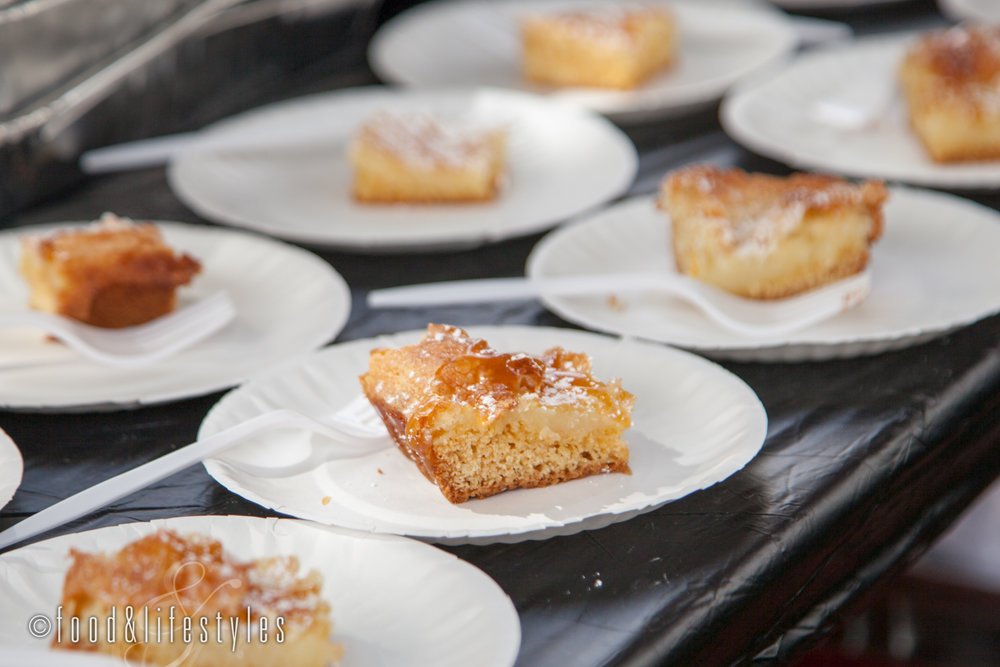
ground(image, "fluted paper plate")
xmin=0 ymin=515 xmax=520 ymax=667
xmin=201 ymin=325 xmax=767 ymax=544
xmin=0 ymin=222 xmax=350 ymax=411
xmin=0 ymin=427 xmax=22 ymax=510
xmin=527 ymin=188 xmax=1000 ymax=361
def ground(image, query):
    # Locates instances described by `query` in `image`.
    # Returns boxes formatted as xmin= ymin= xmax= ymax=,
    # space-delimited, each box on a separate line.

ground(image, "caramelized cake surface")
xmin=660 ymin=165 xmax=887 ymax=300
xmin=359 ymin=324 xmax=633 ymax=503
xmin=19 ymin=213 xmax=201 ymax=328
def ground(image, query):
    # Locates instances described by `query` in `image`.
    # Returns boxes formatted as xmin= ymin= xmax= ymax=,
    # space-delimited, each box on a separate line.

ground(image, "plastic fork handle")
xmin=367 ymin=275 xmax=667 ymax=307
xmin=80 ymin=110 xmax=348 ymax=173
xmin=80 ymin=132 xmax=202 ymax=173
xmin=0 ymin=312 xmax=87 ymax=354
xmin=0 ymin=292 xmax=236 ymax=368
xmin=0 ymin=312 xmax=140 ymax=367
xmin=0 ymin=410 xmax=300 ymax=551
xmin=0 ymin=311 xmax=67 ymax=333
xmin=0 ymin=315 xmax=169 ymax=369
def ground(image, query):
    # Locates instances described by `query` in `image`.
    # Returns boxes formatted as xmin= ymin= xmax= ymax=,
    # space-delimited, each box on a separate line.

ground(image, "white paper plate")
xmin=0 ymin=222 xmax=350 ymax=411
xmin=527 ymin=188 xmax=1000 ymax=361
xmin=168 ymin=87 xmax=637 ymax=252
xmin=0 ymin=515 xmax=520 ymax=667
xmin=721 ymin=34 xmax=1000 ymax=190
xmin=939 ymin=0 xmax=998 ymax=21
xmin=0 ymin=427 xmax=23 ymax=510
xmin=201 ymin=325 xmax=767 ymax=544
xmin=368 ymin=0 xmax=798 ymax=123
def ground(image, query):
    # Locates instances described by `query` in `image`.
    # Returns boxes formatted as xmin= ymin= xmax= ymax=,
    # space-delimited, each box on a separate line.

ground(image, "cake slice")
xmin=54 ymin=529 xmax=342 ymax=667
xmin=19 ymin=213 xmax=201 ymax=328
xmin=520 ymin=5 xmax=677 ymax=89
xmin=359 ymin=324 xmax=633 ymax=504
xmin=348 ymin=110 xmax=507 ymax=203
xmin=659 ymin=165 xmax=888 ymax=300
xmin=899 ymin=25 xmax=1000 ymax=163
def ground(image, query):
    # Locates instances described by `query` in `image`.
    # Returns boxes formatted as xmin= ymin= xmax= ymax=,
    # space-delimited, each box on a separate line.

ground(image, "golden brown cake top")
xmin=905 ymin=25 xmax=1000 ymax=86
xmin=365 ymin=324 xmax=633 ymax=424
xmin=61 ymin=529 xmax=327 ymax=629
xmin=523 ymin=5 xmax=671 ymax=48
xmin=22 ymin=213 xmax=201 ymax=286
xmin=660 ymin=165 xmax=888 ymax=254
xmin=353 ymin=111 xmax=503 ymax=170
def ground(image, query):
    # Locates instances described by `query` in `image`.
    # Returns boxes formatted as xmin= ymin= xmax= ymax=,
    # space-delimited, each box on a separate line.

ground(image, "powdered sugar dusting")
xmin=712 ymin=201 xmax=807 ymax=257
xmin=357 ymin=111 xmax=501 ymax=170
xmin=538 ymin=370 xmax=590 ymax=407
xmin=531 ymin=4 xmax=665 ymax=49
xmin=244 ymin=556 xmax=322 ymax=620
xmin=93 ymin=211 xmax=136 ymax=230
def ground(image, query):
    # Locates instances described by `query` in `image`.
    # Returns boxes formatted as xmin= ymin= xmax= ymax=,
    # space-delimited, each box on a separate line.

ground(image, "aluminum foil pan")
xmin=0 ymin=0 xmax=378 ymax=217
xmin=0 ymin=0 xmax=209 ymax=117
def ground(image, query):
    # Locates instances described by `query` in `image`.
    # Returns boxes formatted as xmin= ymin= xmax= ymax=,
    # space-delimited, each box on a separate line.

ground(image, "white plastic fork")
xmin=0 ymin=291 xmax=236 ymax=367
xmin=368 ymin=270 xmax=872 ymax=338
xmin=213 ymin=395 xmax=392 ymax=478
xmin=0 ymin=395 xmax=391 ymax=551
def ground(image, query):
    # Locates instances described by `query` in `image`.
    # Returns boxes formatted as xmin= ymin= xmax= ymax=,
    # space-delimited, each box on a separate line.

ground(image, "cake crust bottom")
xmin=365 ymin=393 xmax=631 ymax=503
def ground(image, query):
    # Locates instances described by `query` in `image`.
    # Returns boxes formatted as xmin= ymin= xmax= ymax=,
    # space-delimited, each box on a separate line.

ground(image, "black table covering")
xmin=3 ymin=1 xmax=999 ymax=665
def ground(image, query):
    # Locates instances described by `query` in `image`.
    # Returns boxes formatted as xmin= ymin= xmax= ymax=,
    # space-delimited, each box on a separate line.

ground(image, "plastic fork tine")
xmin=214 ymin=397 xmax=392 ymax=479
xmin=330 ymin=394 xmax=386 ymax=437
xmin=139 ymin=292 xmax=232 ymax=335
xmin=125 ymin=295 xmax=233 ymax=347
xmin=107 ymin=313 xmax=203 ymax=349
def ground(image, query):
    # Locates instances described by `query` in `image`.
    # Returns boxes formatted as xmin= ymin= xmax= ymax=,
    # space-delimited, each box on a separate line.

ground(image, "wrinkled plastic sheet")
xmin=3 ymin=154 xmax=999 ymax=665
xmin=0 ymin=0 xmax=379 ymax=217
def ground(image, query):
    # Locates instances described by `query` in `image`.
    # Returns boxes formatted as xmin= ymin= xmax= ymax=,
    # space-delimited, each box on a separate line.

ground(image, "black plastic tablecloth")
xmin=3 ymin=1 xmax=999 ymax=665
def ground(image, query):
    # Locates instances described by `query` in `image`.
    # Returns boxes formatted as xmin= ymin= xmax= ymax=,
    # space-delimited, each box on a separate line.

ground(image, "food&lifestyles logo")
xmin=26 ymin=558 xmax=286 ymax=660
